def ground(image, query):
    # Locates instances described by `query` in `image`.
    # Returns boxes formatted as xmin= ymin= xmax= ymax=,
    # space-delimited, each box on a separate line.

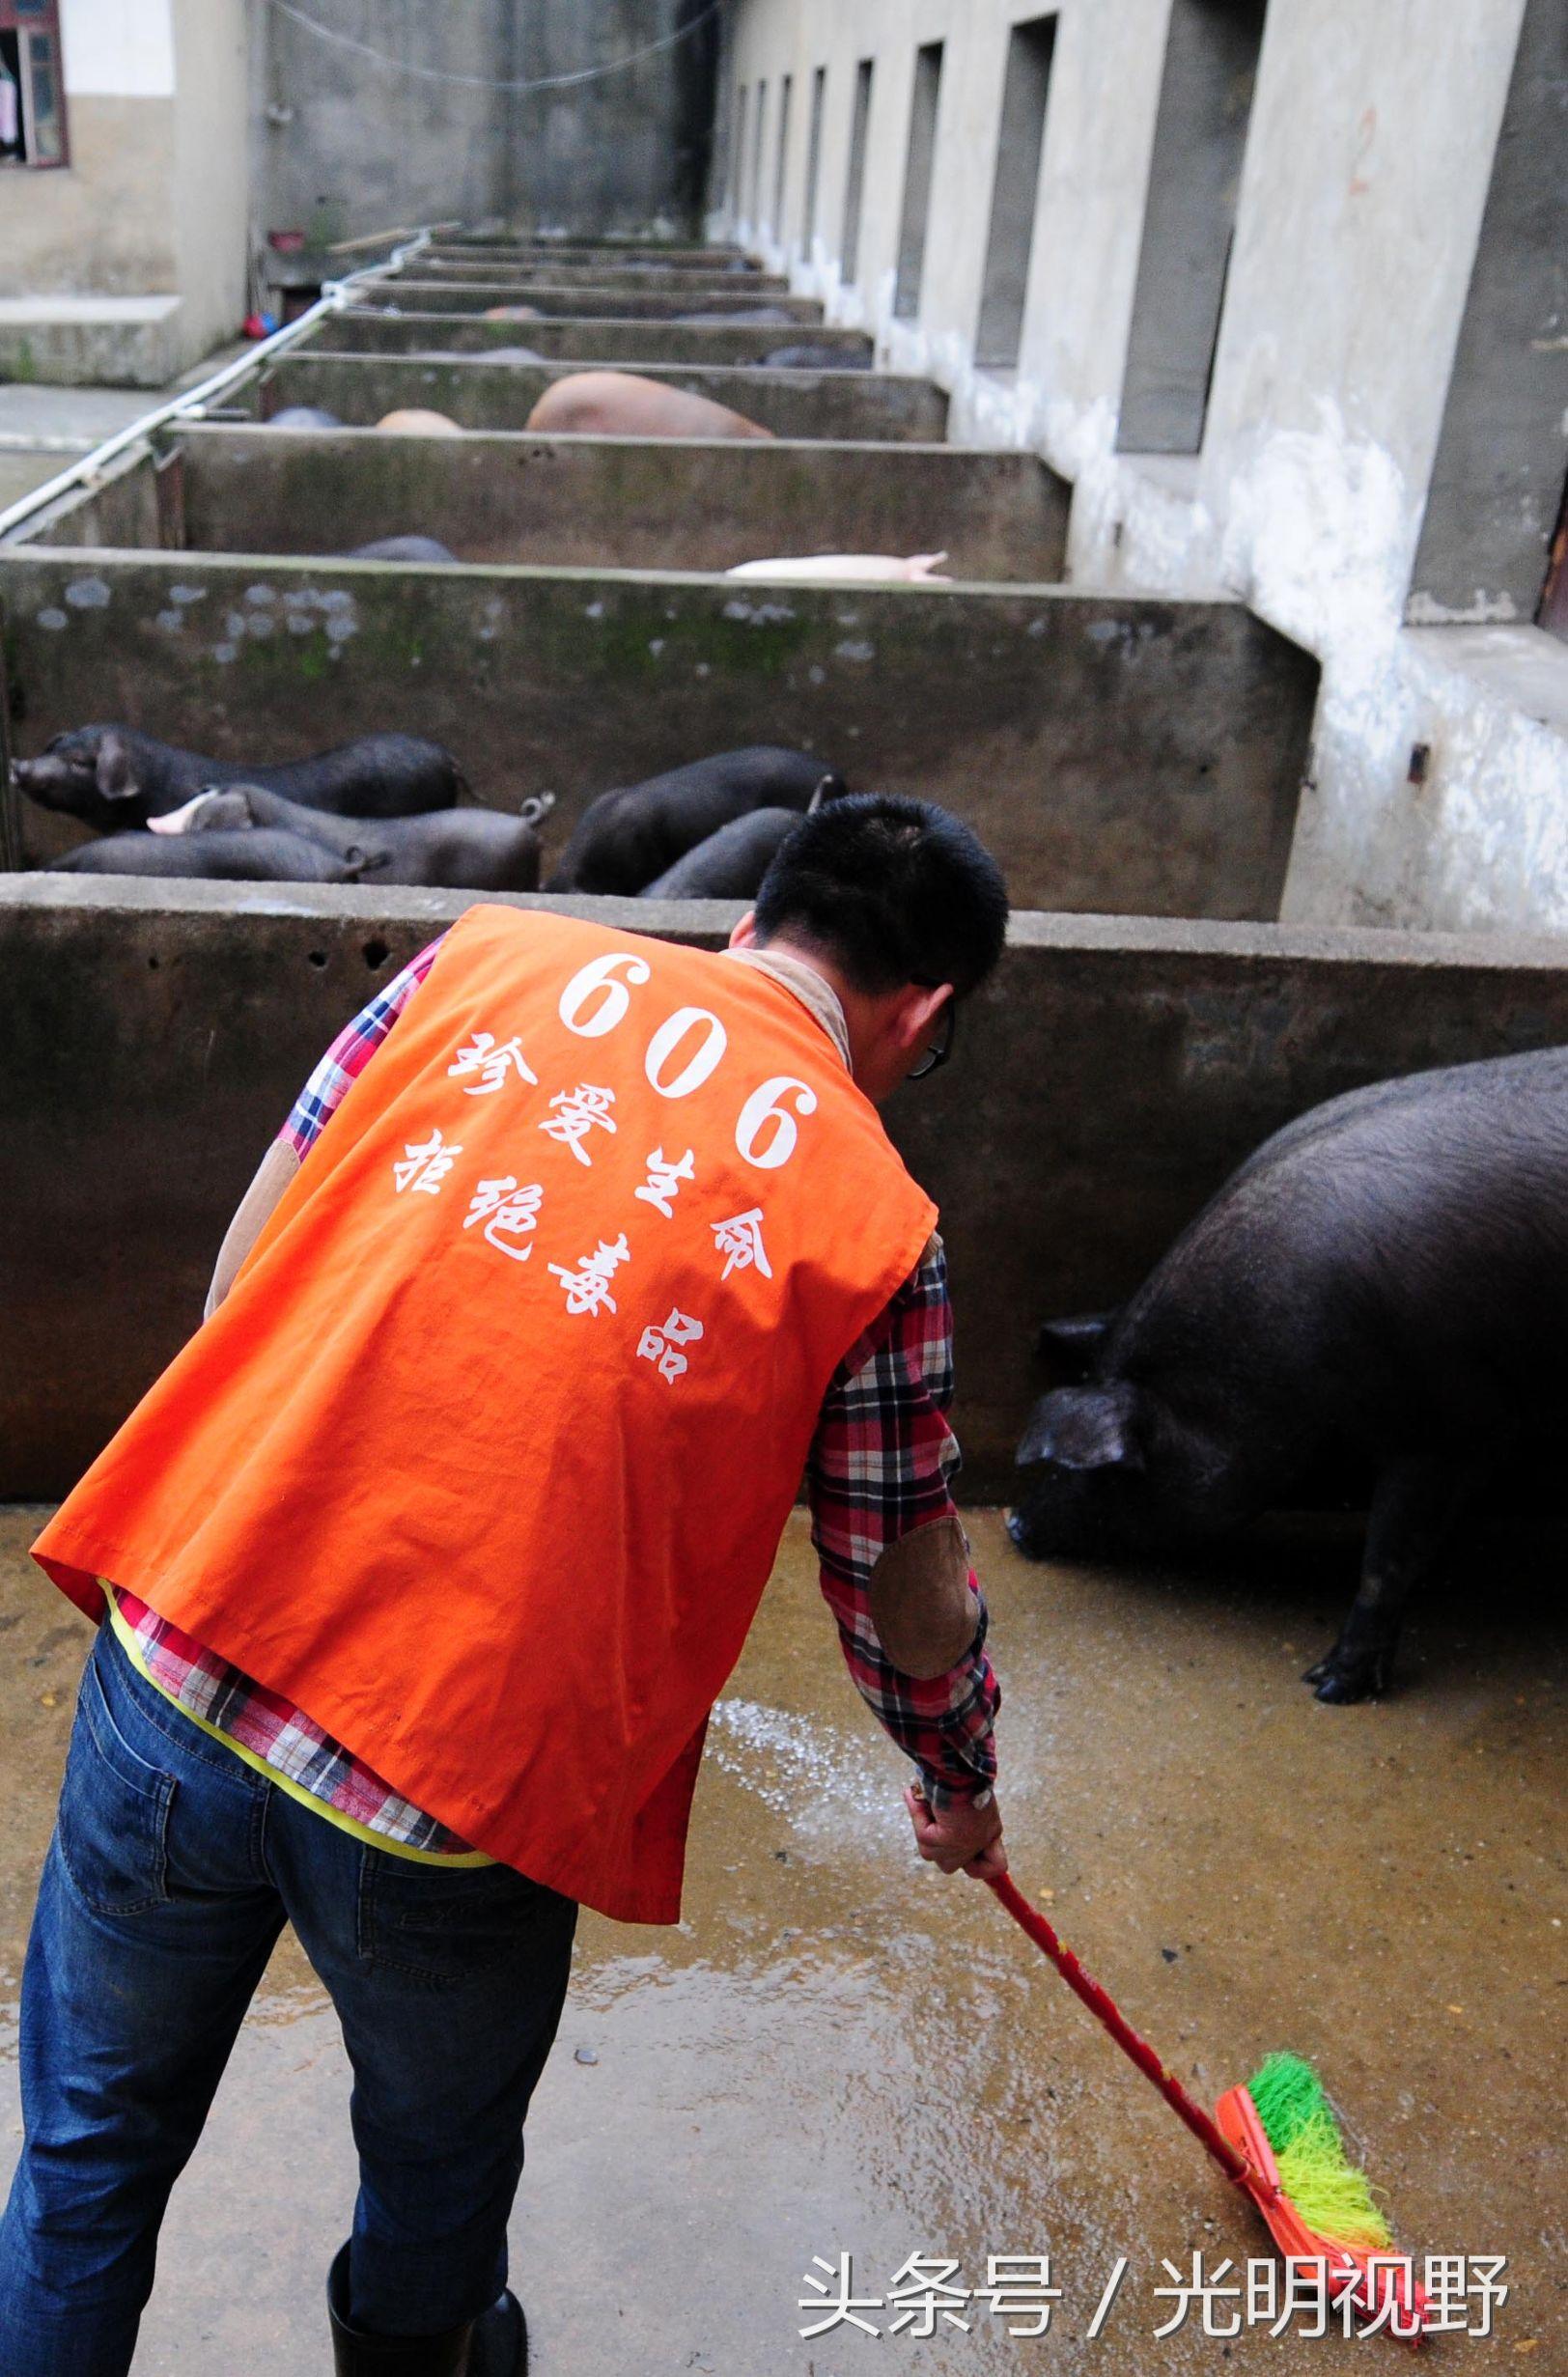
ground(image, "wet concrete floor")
xmin=0 ymin=1503 xmax=1560 ymax=2372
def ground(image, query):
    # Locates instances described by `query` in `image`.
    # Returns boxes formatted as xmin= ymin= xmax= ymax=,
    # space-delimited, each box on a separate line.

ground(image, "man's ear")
xmin=728 ymin=908 xmax=758 ymax=950
xmin=1016 ymin=1384 xmax=1145 ymax=1471
xmin=892 ymin=980 xmax=952 ymax=1054
xmin=95 ymin=731 xmax=136 ymax=800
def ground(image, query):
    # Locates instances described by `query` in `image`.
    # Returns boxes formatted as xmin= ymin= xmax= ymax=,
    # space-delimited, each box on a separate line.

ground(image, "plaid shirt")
xmin=118 ymin=933 xmax=999 ymax=1856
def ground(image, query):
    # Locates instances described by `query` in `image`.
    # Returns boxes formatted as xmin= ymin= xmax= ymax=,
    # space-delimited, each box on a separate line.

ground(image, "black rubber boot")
xmin=328 ymin=2243 xmax=527 ymax=2377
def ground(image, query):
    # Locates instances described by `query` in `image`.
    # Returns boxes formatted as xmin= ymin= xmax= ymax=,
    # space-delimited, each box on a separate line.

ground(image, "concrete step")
xmin=0 ymin=296 xmax=184 ymax=390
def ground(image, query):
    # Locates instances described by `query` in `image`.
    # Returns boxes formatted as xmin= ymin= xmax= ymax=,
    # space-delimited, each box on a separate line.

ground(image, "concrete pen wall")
xmin=424 ymin=242 xmax=751 ymax=263
xmin=0 ymin=550 xmax=1315 ymax=920
xmin=30 ymin=425 xmax=1070 ymax=587
xmin=356 ymin=284 xmax=827 ymax=322
xmin=313 ymin=313 xmax=876 ymax=368
xmin=313 ymin=312 xmax=876 ymax=368
xmin=410 ymin=263 xmax=793 ymax=293
xmin=4 ymin=876 xmax=1566 ymax=1502
xmin=253 ymin=353 xmax=948 ymax=442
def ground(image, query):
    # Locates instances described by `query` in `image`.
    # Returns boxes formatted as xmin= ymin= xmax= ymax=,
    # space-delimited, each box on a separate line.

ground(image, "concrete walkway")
xmin=0 ymin=384 xmax=154 ymax=512
xmin=0 ymin=347 xmax=250 ymax=512
xmin=0 ymin=1506 xmax=1560 ymax=2372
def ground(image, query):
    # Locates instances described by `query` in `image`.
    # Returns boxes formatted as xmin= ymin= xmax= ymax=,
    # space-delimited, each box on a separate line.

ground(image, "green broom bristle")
xmin=1246 ymin=2053 xmax=1394 ymax=2254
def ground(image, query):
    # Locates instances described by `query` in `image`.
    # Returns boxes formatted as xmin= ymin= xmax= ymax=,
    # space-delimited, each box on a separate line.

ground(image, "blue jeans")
xmin=0 ymin=1621 xmax=577 ymax=2377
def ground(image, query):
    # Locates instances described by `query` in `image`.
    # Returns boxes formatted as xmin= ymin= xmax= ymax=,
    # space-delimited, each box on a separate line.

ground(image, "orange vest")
xmin=34 ymin=907 xmax=936 ymax=1922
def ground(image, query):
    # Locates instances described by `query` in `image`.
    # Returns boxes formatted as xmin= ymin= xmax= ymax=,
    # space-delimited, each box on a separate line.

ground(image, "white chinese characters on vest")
xmin=389 ymin=949 xmax=823 ymax=1379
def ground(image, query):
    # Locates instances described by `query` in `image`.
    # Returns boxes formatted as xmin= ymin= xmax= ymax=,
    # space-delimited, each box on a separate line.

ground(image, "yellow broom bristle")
xmin=1247 ymin=2053 xmax=1394 ymax=2253
xmin=1274 ymin=2109 xmax=1394 ymax=2251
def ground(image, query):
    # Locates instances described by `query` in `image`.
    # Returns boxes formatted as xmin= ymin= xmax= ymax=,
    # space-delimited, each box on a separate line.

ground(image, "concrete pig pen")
xmin=359 ymin=282 xmax=826 ymax=321
xmin=316 ymin=310 xmax=876 ymax=368
xmin=6 ymin=877 xmax=1568 ymax=1507
xmin=250 ymin=351 xmax=946 ymax=441
xmin=0 ymin=551 xmax=1315 ymax=917
xmin=411 ymin=261 xmax=792 ymax=291
xmin=434 ymin=240 xmax=752 ymax=263
xmin=22 ymin=425 xmax=1071 ymax=585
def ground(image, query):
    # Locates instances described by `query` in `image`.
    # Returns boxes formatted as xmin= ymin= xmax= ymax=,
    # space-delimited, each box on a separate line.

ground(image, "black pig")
xmin=14 ymin=726 xmax=466 ymax=828
xmin=640 ymin=807 xmax=805 ymax=899
xmin=547 ymin=748 xmax=842 ymax=896
xmin=1011 ymin=1050 xmax=1568 ymax=1702
xmin=45 ymin=829 xmax=362 ymax=883
xmin=763 ymin=345 xmax=874 ymax=372
xmin=672 ymin=306 xmax=798 ymax=326
xmin=154 ymin=783 xmax=549 ymax=892
xmin=343 ymin=537 xmax=459 ymax=565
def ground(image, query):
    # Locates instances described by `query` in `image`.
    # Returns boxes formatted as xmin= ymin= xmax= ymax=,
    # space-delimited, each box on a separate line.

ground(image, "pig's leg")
xmin=1304 ymin=1454 xmax=1483 ymax=1703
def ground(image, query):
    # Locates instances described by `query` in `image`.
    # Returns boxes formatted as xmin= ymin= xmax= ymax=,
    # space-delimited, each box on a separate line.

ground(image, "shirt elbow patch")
xmin=867 ymin=1514 xmax=977 ymax=1680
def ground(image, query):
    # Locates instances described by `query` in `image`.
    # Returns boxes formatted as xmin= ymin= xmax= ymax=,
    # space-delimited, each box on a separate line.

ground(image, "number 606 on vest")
xmin=559 ymin=949 xmax=818 ymax=1171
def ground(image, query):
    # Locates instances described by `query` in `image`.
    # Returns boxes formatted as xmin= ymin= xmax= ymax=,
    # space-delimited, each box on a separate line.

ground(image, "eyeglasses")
xmin=907 ymin=989 xmax=956 ymax=1080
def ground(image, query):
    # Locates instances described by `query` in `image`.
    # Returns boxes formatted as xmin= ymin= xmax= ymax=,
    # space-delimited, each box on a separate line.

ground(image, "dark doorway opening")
xmin=975 ymin=15 xmax=1056 ymax=370
xmin=893 ymin=42 xmax=943 ymax=321
xmin=841 ymin=59 xmax=874 ymax=286
xmin=1117 ymin=0 xmax=1267 ymax=455
xmin=802 ymin=66 xmax=826 ymax=254
xmin=1408 ymin=0 xmax=1568 ymax=630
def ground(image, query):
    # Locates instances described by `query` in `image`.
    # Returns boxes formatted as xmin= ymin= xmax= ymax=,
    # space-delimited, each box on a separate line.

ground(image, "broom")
xmin=988 ymin=1871 xmax=1429 ymax=2341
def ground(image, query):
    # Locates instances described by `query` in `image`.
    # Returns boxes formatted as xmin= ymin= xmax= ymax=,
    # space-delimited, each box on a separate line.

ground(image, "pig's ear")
xmin=1036 ymin=1311 xmax=1115 ymax=1376
xmin=1017 ymin=1384 xmax=1143 ymax=1471
xmin=95 ymin=732 xmax=136 ymax=800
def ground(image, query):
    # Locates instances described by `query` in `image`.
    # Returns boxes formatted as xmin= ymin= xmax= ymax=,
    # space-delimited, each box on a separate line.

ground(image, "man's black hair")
xmin=752 ymin=792 xmax=1008 ymax=997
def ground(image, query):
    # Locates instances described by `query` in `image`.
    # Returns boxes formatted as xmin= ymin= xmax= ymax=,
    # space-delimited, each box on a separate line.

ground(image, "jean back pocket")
xmin=57 ymin=1644 xmax=176 ymax=1917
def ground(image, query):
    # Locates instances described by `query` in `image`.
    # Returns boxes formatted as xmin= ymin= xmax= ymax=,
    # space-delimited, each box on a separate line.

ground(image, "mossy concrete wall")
xmin=423 ymin=243 xmax=758 ymax=266
xmin=6 ymin=875 xmax=1567 ymax=1501
xmin=255 ymin=354 xmax=946 ymax=442
xmin=1 ymin=550 xmax=1315 ymax=918
xmin=359 ymin=283 xmax=826 ymax=322
xmin=433 ymin=241 xmax=747 ymax=262
xmin=316 ymin=314 xmax=875 ymax=368
xmin=415 ymin=262 xmax=791 ymax=293
xmin=16 ymin=446 xmax=163 ymax=554
xmin=127 ymin=426 xmax=1068 ymax=584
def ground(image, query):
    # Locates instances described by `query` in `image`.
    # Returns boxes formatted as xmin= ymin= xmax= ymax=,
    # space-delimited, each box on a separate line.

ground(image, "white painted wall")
xmin=60 ymin=0 xmax=176 ymax=98
xmin=169 ymin=0 xmax=249 ymax=359
xmin=714 ymin=0 xmax=1568 ymax=937
xmin=0 ymin=0 xmax=243 ymax=372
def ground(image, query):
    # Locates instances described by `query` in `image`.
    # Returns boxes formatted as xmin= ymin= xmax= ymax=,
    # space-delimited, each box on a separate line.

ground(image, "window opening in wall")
xmin=975 ymin=15 xmax=1056 ymax=369
xmin=1407 ymin=0 xmax=1568 ymax=633
xmin=730 ymin=83 xmax=748 ymax=214
xmin=802 ymin=66 xmax=826 ymax=253
xmin=893 ymin=42 xmax=943 ymax=320
xmin=773 ymin=72 xmax=793 ymax=241
xmin=841 ymin=59 xmax=874 ymax=285
xmin=0 ymin=0 xmax=69 ymax=169
xmin=750 ymin=80 xmax=769 ymax=228
xmin=1117 ymin=0 xmax=1267 ymax=455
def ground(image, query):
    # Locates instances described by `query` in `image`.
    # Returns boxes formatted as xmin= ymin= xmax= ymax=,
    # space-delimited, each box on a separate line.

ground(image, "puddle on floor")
xmin=0 ymin=1503 xmax=1560 ymax=2371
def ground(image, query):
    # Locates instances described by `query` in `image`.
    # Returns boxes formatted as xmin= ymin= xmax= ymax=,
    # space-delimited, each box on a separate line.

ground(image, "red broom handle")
xmin=988 ymin=1871 xmax=1253 ymax=2188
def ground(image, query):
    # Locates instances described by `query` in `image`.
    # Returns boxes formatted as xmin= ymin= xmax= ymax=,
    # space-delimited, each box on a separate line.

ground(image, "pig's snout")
xmin=12 ymin=755 xmax=81 ymax=808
